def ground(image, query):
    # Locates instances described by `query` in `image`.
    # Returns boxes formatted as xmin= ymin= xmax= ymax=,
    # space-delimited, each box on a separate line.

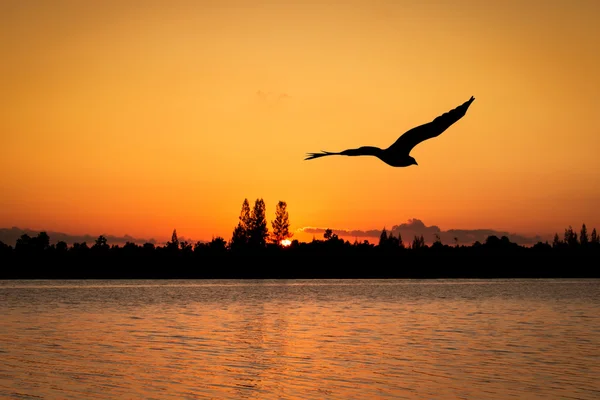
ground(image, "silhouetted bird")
xmin=305 ymin=96 xmax=475 ymax=167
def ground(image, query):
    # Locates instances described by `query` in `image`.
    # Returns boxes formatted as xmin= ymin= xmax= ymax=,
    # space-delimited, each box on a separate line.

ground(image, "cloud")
xmin=0 ymin=227 xmax=157 ymax=247
xmin=256 ymin=90 xmax=268 ymax=99
xmin=298 ymin=218 xmax=549 ymax=246
xmin=1 ymin=219 xmax=552 ymax=248
xmin=256 ymin=90 xmax=291 ymax=104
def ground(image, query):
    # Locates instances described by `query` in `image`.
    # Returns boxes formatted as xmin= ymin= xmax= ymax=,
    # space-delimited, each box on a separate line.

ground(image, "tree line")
xmin=0 ymin=198 xmax=598 ymax=279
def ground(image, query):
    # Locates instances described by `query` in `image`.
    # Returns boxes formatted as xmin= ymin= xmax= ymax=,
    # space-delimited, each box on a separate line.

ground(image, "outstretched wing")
xmin=386 ymin=96 xmax=475 ymax=155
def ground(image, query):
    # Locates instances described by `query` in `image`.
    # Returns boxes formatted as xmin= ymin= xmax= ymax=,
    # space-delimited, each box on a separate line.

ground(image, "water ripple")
xmin=0 ymin=279 xmax=599 ymax=399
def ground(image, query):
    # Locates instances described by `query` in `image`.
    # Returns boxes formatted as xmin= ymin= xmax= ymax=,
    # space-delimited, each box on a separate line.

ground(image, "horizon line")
xmin=0 ymin=221 xmax=586 ymax=247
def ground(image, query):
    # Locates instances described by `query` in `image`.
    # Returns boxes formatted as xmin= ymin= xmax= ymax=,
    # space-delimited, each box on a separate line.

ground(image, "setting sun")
xmin=281 ymin=239 xmax=292 ymax=247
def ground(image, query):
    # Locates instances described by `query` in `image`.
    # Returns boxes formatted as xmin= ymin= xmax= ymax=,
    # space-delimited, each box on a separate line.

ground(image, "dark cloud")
xmin=299 ymin=218 xmax=549 ymax=246
xmin=0 ymin=227 xmax=157 ymax=247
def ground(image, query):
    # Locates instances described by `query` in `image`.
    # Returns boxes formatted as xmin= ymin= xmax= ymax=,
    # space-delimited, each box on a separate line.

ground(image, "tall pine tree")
xmin=248 ymin=198 xmax=269 ymax=248
xmin=580 ymin=223 xmax=589 ymax=246
xmin=271 ymin=201 xmax=292 ymax=244
xmin=230 ymin=198 xmax=252 ymax=250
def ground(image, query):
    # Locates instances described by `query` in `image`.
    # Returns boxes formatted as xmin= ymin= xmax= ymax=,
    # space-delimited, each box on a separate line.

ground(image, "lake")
xmin=1 ymin=279 xmax=599 ymax=399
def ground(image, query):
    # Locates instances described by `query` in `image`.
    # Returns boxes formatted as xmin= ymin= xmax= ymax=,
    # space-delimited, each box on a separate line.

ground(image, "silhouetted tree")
xmin=166 ymin=229 xmax=179 ymax=252
xmin=15 ymin=232 xmax=50 ymax=255
xmin=379 ymin=229 xmax=400 ymax=249
xmin=123 ymin=242 xmax=138 ymax=251
xmin=193 ymin=241 xmax=204 ymax=252
xmin=230 ymin=198 xmax=252 ymax=250
xmin=387 ymin=233 xmax=400 ymax=248
xmin=398 ymin=233 xmax=405 ymax=249
xmin=15 ymin=234 xmax=31 ymax=253
xmin=484 ymin=235 xmax=519 ymax=251
xmin=533 ymin=241 xmax=552 ymax=252
xmin=93 ymin=235 xmax=109 ymax=250
xmin=208 ymin=236 xmax=227 ymax=254
xmin=431 ymin=233 xmax=444 ymax=251
xmin=31 ymin=232 xmax=50 ymax=252
xmin=564 ymin=226 xmax=578 ymax=248
xmin=271 ymin=201 xmax=292 ymax=245
xmin=552 ymin=233 xmax=562 ymax=249
xmin=379 ymin=228 xmax=388 ymax=246
xmin=499 ymin=236 xmax=518 ymax=250
xmin=230 ymin=224 xmax=246 ymax=249
xmin=0 ymin=241 xmax=11 ymax=258
xmin=71 ymin=242 xmax=89 ymax=255
xmin=580 ymin=224 xmax=588 ymax=247
xmin=323 ymin=228 xmax=339 ymax=241
xmin=248 ymin=198 xmax=268 ymax=248
xmin=411 ymin=235 xmax=425 ymax=250
xmin=56 ymin=241 xmax=68 ymax=253
xmin=3 ymin=220 xmax=600 ymax=279
xmin=143 ymin=243 xmax=155 ymax=252
xmin=180 ymin=240 xmax=192 ymax=253
xmin=486 ymin=235 xmax=500 ymax=246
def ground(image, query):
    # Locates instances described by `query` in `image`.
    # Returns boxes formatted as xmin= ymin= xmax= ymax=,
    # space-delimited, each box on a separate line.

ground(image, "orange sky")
xmin=1 ymin=0 xmax=599 ymax=244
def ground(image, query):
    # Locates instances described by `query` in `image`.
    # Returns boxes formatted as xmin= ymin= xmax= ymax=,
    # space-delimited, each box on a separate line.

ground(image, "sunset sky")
xmin=1 ymin=0 xmax=599 ymax=245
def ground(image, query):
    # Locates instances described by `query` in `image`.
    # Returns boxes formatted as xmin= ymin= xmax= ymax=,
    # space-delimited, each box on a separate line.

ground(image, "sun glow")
xmin=281 ymin=239 xmax=292 ymax=247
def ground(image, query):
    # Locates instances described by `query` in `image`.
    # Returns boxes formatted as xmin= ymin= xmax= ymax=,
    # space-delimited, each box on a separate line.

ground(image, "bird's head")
xmin=409 ymin=157 xmax=418 ymax=166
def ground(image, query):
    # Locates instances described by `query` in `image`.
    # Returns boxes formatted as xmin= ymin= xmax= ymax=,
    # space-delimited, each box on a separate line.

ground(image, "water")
xmin=1 ymin=279 xmax=599 ymax=399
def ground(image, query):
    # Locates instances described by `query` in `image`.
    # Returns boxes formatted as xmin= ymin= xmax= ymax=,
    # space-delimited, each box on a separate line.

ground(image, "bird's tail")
xmin=305 ymin=151 xmax=339 ymax=161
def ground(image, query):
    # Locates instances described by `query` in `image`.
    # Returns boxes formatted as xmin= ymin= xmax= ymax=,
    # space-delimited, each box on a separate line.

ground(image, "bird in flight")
xmin=305 ymin=96 xmax=475 ymax=167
